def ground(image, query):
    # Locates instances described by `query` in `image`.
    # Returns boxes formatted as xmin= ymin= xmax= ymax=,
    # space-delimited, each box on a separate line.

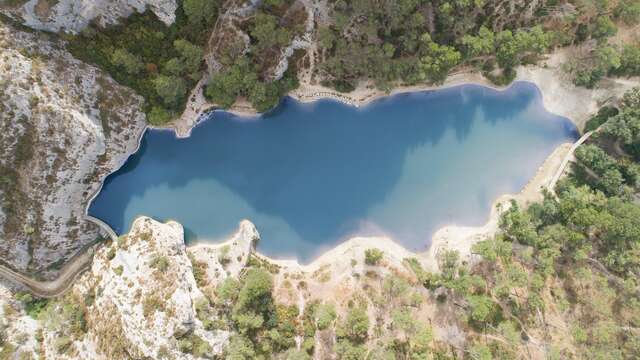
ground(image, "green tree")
xmin=616 ymin=0 xmax=640 ymax=25
xmin=495 ymin=30 xmax=519 ymax=69
xmin=173 ymin=39 xmax=203 ymax=73
xmin=468 ymin=343 xmax=492 ymax=360
xmin=619 ymin=45 xmax=640 ymax=76
xmin=183 ymin=0 xmax=218 ymax=27
xmin=467 ymin=294 xmax=497 ymax=323
xmin=285 ymin=349 xmax=312 ymax=360
xmin=592 ymin=16 xmax=618 ymax=39
xmin=111 ymin=48 xmax=143 ymax=75
xmin=499 ymin=201 xmax=538 ymax=245
xmin=163 ymin=57 xmax=186 ymax=76
xmin=461 ymin=26 xmax=495 ymax=58
xmin=251 ymin=13 xmax=292 ymax=51
xmin=418 ymin=33 xmax=461 ymax=83
xmin=147 ymin=106 xmax=172 ymax=124
xmin=335 ymin=340 xmax=367 ymax=360
xmin=315 ymin=303 xmax=337 ymax=330
xmin=152 ymin=75 xmax=187 ymax=107
xmin=472 ymin=236 xmax=512 ymax=262
xmin=364 ymin=248 xmax=384 ymax=265
xmin=338 ymin=307 xmax=369 ymax=342
xmin=231 ymin=268 xmax=274 ymax=333
xmin=248 ymin=81 xmax=281 ymax=113
xmin=409 ymin=326 xmax=433 ymax=356
xmin=225 ymin=335 xmax=256 ymax=360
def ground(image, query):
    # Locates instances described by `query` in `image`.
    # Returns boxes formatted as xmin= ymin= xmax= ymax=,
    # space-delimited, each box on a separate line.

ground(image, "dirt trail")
xmin=0 ymin=242 xmax=97 ymax=298
xmin=547 ymin=130 xmax=597 ymax=192
xmin=0 ymin=216 xmax=113 ymax=298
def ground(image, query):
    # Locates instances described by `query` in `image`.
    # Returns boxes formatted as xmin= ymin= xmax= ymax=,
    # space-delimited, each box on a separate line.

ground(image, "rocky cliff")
xmin=0 ymin=22 xmax=146 ymax=276
xmin=0 ymin=217 xmax=257 ymax=359
xmin=2 ymin=0 xmax=177 ymax=34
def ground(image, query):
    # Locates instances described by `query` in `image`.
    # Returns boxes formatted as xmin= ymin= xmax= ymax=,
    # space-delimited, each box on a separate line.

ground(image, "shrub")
xmin=218 ymin=245 xmax=231 ymax=266
xmin=364 ymin=248 xmax=383 ymax=266
xmin=113 ymin=265 xmax=124 ymax=276
xmin=338 ymin=307 xmax=369 ymax=342
xmin=177 ymin=333 xmax=211 ymax=356
xmin=143 ymin=294 xmax=163 ymax=318
xmin=55 ymin=336 xmax=73 ymax=354
xmin=106 ymin=247 xmax=116 ymax=260
xmin=15 ymin=292 xmax=48 ymax=319
xmin=149 ymin=255 xmax=170 ymax=272
xmin=189 ymin=254 xmax=209 ymax=287
xmin=315 ymin=303 xmax=337 ymax=330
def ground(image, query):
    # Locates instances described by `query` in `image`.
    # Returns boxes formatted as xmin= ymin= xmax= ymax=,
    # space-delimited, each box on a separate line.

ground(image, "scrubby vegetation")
xmin=400 ymin=87 xmax=640 ymax=359
xmin=364 ymin=248 xmax=383 ymax=265
xmin=66 ymin=0 xmax=219 ymax=124
xmin=57 ymin=0 xmax=640 ymax=116
xmin=203 ymin=0 xmax=303 ymax=112
xmin=561 ymin=0 xmax=640 ymax=87
xmin=208 ymin=267 xmax=316 ymax=358
xmin=316 ymin=0 xmax=555 ymax=91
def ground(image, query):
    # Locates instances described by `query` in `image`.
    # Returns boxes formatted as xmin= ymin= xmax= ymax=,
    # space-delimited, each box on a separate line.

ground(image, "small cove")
xmin=89 ymin=82 xmax=579 ymax=262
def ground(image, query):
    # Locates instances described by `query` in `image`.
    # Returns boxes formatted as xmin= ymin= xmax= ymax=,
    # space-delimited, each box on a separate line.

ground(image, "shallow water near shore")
xmin=89 ymin=82 xmax=578 ymax=262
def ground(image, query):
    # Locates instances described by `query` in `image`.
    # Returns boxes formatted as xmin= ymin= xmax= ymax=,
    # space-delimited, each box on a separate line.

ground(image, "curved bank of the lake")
xmin=88 ymin=81 xmax=578 ymax=263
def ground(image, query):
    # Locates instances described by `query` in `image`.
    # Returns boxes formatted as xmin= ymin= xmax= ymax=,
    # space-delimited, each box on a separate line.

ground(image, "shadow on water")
xmin=89 ymin=82 xmax=578 ymax=262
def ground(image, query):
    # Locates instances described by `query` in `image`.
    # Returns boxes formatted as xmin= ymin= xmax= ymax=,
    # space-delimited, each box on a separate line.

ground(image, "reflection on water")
xmin=89 ymin=82 xmax=578 ymax=262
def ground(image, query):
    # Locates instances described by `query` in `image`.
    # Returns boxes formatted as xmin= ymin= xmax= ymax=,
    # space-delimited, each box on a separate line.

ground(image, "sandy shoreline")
xmin=168 ymin=49 xmax=639 ymax=142
xmin=239 ymin=141 xmax=573 ymax=273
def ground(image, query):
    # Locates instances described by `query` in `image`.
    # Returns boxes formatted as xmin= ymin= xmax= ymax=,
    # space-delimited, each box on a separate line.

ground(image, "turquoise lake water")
xmin=89 ymin=82 xmax=578 ymax=261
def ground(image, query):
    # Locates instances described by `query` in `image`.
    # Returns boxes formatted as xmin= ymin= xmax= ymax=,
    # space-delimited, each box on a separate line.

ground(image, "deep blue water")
xmin=89 ymin=82 xmax=578 ymax=261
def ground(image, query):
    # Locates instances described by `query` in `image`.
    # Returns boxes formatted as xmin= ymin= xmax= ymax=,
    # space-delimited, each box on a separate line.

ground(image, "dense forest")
xmin=316 ymin=0 xmax=640 ymax=90
xmin=58 ymin=0 xmax=640 ymax=120
xmin=66 ymin=0 xmax=218 ymax=124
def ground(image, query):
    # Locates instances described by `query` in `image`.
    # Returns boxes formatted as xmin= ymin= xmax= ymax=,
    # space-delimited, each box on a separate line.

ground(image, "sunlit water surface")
xmin=89 ymin=82 xmax=578 ymax=262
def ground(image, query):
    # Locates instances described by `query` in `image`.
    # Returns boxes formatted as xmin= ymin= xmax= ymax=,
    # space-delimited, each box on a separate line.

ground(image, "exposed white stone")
xmin=15 ymin=0 xmax=177 ymax=34
xmin=0 ymin=23 xmax=146 ymax=275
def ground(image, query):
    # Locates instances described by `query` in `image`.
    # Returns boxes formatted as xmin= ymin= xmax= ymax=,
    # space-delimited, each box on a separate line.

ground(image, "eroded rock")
xmin=0 ymin=22 xmax=146 ymax=276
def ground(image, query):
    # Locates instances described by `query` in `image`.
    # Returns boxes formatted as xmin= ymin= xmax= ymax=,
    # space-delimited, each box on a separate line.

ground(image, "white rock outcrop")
xmin=0 ymin=217 xmax=264 ymax=359
xmin=74 ymin=217 xmax=231 ymax=359
xmin=0 ymin=22 xmax=146 ymax=275
xmin=8 ymin=0 xmax=177 ymax=34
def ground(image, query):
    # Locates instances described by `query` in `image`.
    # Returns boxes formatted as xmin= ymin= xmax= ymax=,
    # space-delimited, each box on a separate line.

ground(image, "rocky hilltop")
xmin=2 ymin=0 xmax=177 ymax=34
xmin=0 ymin=22 xmax=146 ymax=276
xmin=0 ymin=217 xmax=243 ymax=358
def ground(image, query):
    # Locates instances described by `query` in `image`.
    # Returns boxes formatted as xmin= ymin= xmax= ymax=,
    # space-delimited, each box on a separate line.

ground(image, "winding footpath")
xmin=0 ymin=243 xmax=98 ymax=298
xmin=0 ymin=216 xmax=114 ymax=298
xmin=547 ymin=129 xmax=598 ymax=193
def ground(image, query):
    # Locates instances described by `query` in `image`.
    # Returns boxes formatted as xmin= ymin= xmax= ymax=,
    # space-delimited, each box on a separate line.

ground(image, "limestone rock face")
xmin=5 ymin=0 xmax=177 ymax=34
xmin=0 ymin=217 xmax=263 ymax=359
xmin=76 ymin=217 xmax=231 ymax=359
xmin=0 ymin=22 xmax=146 ymax=275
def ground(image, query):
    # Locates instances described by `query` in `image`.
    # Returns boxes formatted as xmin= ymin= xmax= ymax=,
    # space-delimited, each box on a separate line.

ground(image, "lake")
xmin=88 ymin=82 xmax=579 ymax=262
